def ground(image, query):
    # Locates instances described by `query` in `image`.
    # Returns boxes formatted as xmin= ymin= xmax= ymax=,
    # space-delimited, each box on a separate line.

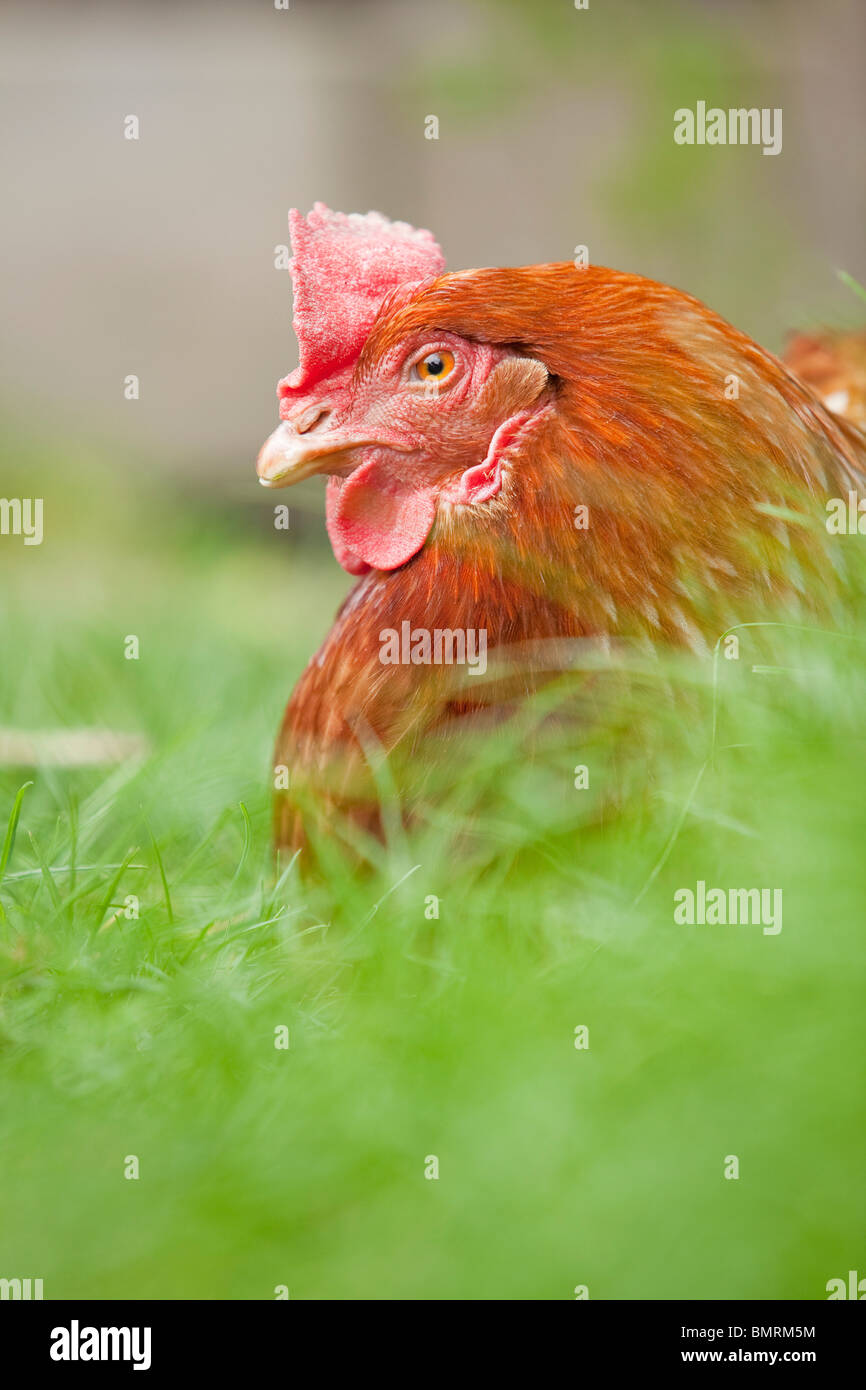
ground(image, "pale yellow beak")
xmin=256 ymin=422 xmax=363 ymax=488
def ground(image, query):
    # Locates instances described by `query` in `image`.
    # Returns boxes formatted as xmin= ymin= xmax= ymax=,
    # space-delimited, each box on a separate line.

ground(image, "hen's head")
xmin=259 ymin=204 xmax=866 ymax=599
xmin=257 ymin=204 xmax=552 ymax=574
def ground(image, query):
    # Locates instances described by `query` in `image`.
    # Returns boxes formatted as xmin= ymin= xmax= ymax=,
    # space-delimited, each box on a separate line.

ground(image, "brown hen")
xmin=256 ymin=206 xmax=866 ymax=856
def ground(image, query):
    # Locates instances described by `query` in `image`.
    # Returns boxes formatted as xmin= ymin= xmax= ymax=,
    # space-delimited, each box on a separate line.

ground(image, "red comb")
xmin=278 ymin=203 xmax=445 ymax=396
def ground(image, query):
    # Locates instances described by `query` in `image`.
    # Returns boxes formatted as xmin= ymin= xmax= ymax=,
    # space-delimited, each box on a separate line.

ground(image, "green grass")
xmin=0 ymin=435 xmax=864 ymax=1300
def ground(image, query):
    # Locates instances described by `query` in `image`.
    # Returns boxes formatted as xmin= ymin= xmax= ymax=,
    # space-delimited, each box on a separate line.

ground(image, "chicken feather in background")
xmin=257 ymin=205 xmax=866 ymax=858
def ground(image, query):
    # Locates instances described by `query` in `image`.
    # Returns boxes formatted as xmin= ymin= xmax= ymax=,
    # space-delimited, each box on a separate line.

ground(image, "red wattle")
xmin=326 ymin=460 xmax=437 ymax=573
xmin=325 ymin=477 xmax=371 ymax=574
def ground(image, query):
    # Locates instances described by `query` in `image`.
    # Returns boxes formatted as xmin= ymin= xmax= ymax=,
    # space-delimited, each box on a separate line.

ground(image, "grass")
xmin=0 ymin=431 xmax=864 ymax=1300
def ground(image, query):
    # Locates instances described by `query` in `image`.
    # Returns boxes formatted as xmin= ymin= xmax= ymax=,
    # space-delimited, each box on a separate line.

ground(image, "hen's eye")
xmin=414 ymin=349 xmax=456 ymax=383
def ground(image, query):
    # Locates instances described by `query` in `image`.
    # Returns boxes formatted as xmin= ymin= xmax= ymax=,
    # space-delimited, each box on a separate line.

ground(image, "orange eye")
xmin=414 ymin=349 xmax=456 ymax=383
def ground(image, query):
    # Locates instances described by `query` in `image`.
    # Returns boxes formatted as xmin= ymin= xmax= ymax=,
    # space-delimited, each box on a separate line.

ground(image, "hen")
xmin=257 ymin=204 xmax=866 ymax=856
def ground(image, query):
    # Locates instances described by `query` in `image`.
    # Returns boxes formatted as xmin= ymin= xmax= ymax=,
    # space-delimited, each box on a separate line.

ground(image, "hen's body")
xmin=259 ymin=223 xmax=866 ymax=855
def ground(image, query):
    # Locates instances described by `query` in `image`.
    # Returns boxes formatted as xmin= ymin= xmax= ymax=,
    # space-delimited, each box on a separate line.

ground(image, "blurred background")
xmin=1 ymin=0 xmax=865 ymax=516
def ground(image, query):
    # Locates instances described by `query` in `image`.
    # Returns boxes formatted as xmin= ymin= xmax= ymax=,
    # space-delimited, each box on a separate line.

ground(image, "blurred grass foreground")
xmin=0 ymin=423 xmax=864 ymax=1301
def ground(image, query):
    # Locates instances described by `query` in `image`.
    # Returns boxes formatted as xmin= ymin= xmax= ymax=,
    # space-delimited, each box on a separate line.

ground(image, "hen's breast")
xmin=272 ymin=536 xmax=585 ymax=855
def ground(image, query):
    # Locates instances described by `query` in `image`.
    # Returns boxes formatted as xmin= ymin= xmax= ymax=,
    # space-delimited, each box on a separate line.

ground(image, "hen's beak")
xmin=256 ymin=420 xmax=364 ymax=488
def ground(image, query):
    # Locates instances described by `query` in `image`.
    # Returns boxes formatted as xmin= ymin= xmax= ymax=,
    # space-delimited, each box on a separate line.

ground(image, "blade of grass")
xmin=0 ymin=781 xmax=33 ymax=885
xmin=146 ymin=820 xmax=174 ymax=924
xmin=94 ymin=848 xmax=143 ymax=924
xmin=27 ymin=830 xmax=65 ymax=918
xmin=836 ymin=269 xmax=866 ymax=305
xmin=225 ymin=801 xmax=252 ymax=899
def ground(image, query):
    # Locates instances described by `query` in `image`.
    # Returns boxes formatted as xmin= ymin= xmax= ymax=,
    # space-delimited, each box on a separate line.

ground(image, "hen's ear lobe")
xmin=478 ymin=355 xmax=550 ymax=417
xmin=446 ymin=358 xmax=550 ymax=508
